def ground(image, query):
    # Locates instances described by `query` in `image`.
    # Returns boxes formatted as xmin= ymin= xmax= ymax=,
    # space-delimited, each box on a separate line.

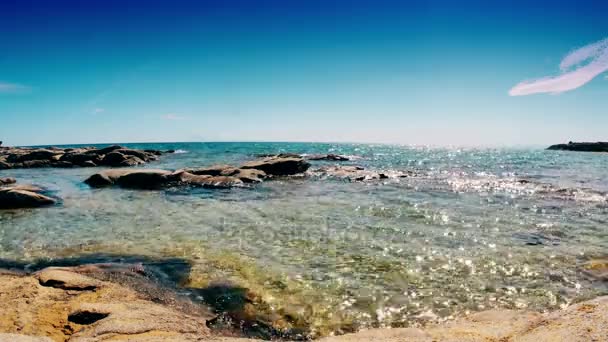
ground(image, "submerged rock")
xmin=548 ymin=141 xmax=608 ymax=152
xmin=580 ymin=258 xmax=608 ymax=283
xmin=241 ymin=156 xmax=310 ymax=176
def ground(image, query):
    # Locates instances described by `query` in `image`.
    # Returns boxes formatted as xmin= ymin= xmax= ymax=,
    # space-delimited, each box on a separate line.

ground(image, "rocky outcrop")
xmin=0 ymin=186 xmax=56 ymax=209
xmin=82 ymin=156 xmax=415 ymax=191
xmin=241 ymin=156 xmax=310 ymax=176
xmin=182 ymin=165 xmax=266 ymax=183
xmin=84 ymin=169 xmax=247 ymax=190
xmin=0 ymin=145 xmax=166 ymax=169
xmin=547 ymin=141 xmax=608 ymax=152
xmin=0 ymin=266 xmax=211 ymax=342
xmin=84 ymin=169 xmax=174 ymax=189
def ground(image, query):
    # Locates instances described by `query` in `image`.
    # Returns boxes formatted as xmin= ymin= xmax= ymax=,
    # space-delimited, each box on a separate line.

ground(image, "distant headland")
xmin=547 ymin=141 xmax=608 ymax=152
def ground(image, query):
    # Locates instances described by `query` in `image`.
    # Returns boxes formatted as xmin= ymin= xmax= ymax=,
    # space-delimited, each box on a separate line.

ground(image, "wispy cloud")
xmin=0 ymin=81 xmax=30 ymax=94
xmin=509 ymin=37 xmax=608 ymax=96
xmin=93 ymin=108 xmax=104 ymax=114
xmin=162 ymin=113 xmax=187 ymax=121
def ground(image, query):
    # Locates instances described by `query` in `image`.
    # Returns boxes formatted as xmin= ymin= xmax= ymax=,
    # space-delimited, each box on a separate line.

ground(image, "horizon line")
xmin=7 ymin=140 xmax=560 ymax=149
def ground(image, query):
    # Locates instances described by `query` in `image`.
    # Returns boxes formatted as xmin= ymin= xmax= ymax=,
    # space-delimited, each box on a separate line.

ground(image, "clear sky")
xmin=1 ymin=0 xmax=607 ymax=146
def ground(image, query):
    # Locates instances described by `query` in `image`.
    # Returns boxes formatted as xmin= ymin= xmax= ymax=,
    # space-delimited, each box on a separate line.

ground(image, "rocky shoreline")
xmin=1 ymin=147 xmax=413 ymax=209
xmin=0 ymin=145 xmax=168 ymax=169
xmin=0 ymin=262 xmax=606 ymax=341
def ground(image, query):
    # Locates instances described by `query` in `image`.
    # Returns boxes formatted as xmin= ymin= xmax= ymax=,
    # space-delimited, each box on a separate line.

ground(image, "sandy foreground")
xmin=0 ymin=266 xmax=606 ymax=342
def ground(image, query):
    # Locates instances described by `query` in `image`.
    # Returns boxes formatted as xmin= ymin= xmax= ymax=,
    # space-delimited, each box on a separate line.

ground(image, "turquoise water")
xmin=1 ymin=142 xmax=608 ymax=335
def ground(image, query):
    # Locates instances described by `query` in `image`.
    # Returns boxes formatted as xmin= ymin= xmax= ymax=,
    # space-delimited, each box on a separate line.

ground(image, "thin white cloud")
xmin=0 ymin=81 xmax=30 ymax=94
xmin=162 ymin=113 xmax=187 ymax=120
xmin=93 ymin=108 xmax=104 ymax=114
xmin=509 ymin=37 xmax=608 ymax=96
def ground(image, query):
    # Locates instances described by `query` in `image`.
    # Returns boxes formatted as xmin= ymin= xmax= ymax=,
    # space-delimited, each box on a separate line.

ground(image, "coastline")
xmin=2 ymin=142 xmax=608 ymax=341
xmin=0 ymin=264 xmax=606 ymax=341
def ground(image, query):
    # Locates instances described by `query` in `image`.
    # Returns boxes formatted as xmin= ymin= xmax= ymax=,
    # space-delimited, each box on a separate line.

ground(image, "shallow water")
xmin=1 ymin=142 xmax=608 ymax=336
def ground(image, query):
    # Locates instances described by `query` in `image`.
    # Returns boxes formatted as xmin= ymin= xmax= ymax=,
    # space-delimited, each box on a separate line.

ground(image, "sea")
xmin=1 ymin=142 xmax=607 ymax=336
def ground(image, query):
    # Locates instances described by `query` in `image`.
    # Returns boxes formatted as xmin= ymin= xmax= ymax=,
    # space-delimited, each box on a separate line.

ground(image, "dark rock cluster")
xmin=0 ymin=145 xmax=167 ymax=169
xmin=547 ymin=141 xmax=608 ymax=152
xmin=85 ymin=155 xmax=311 ymax=190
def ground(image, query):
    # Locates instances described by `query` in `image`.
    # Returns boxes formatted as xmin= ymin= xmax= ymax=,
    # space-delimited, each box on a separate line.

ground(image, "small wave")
xmin=173 ymin=149 xmax=189 ymax=154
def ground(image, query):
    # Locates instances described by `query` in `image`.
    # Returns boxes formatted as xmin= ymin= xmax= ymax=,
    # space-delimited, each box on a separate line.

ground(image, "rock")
xmin=0 ymin=334 xmax=53 ymax=342
xmin=0 ymin=267 xmax=212 ymax=342
xmin=175 ymin=172 xmax=244 ymax=188
xmin=21 ymin=160 xmax=51 ymax=168
xmin=241 ymin=156 xmax=310 ymax=176
xmin=12 ymin=149 xmax=60 ymax=162
xmin=547 ymin=141 xmax=608 ymax=152
xmin=183 ymin=164 xmax=235 ymax=176
xmin=223 ymin=168 xmax=266 ymax=183
xmin=118 ymin=156 xmax=145 ymax=167
xmin=84 ymin=169 xmax=172 ymax=189
xmin=81 ymin=160 xmax=97 ymax=167
xmin=115 ymin=169 xmax=173 ymax=189
xmin=0 ymin=177 xmax=16 ymax=185
xmin=60 ymin=152 xmax=101 ymax=166
xmin=145 ymin=149 xmax=163 ymax=156
xmin=66 ymin=302 xmax=210 ymax=341
xmin=0 ymin=189 xmax=55 ymax=209
xmin=183 ymin=165 xmax=267 ymax=183
xmin=0 ymin=145 xmax=164 ymax=170
xmin=580 ymin=258 xmax=608 ymax=283
xmin=1 ymin=184 xmax=44 ymax=192
xmin=307 ymin=154 xmax=349 ymax=161
xmin=36 ymin=268 xmax=101 ymax=291
xmin=100 ymin=152 xmax=129 ymax=166
xmin=99 ymin=152 xmax=145 ymax=167
xmin=114 ymin=148 xmax=150 ymax=161
xmin=93 ymin=145 xmax=125 ymax=155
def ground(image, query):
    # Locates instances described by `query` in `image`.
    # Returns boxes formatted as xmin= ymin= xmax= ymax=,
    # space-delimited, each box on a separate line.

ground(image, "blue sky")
xmin=1 ymin=0 xmax=607 ymax=146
